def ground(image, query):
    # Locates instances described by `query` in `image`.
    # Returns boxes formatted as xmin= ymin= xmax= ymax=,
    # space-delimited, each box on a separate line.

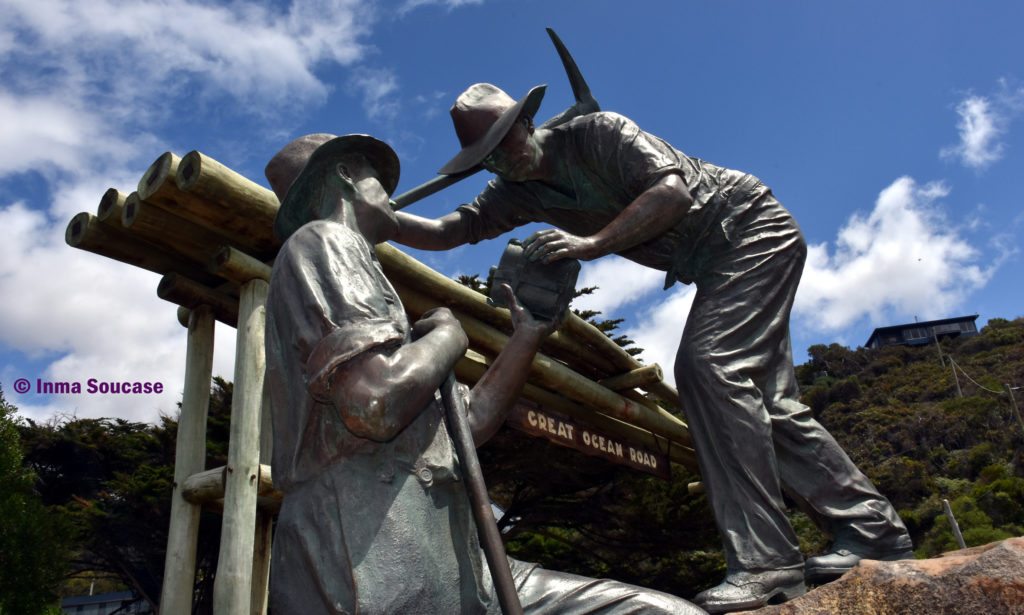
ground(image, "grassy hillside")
xmin=794 ymin=316 xmax=1024 ymax=555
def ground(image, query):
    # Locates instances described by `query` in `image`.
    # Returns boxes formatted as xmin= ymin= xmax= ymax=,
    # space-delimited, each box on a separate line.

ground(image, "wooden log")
xmin=176 ymin=271 xmax=248 ymax=328
xmin=160 ymin=306 xmax=215 ymax=615
xmin=617 ymin=387 xmax=663 ymax=413
xmin=560 ymin=313 xmax=680 ymax=408
xmin=211 ymin=246 xmax=272 ymax=285
xmin=213 ymin=279 xmax=269 ymax=615
xmin=157 ymin=273 xmax=239 ymax=328
xmin=395 ymin=280 xmax=693 ymax=448
xmin=455 ymin=352 xmax=697 ymax=471
xmin=376 ymin=243 xmax=620 ymax=380
xmin=122 ymin=192 xmax=236 ymax=268
xmin=97 ymin=188 xmax=127 ymax=227
xmin=181 ymin=464 xmax=277 ymax=504
xmin=137 ymin=151 xmax=181 ymax=202
xmin=139 ymin=151 xmax=279 ymax=258
xmin=176 ymin=150 xmax=280 ymax=257
xmin=377 ymin=243 xmax=679 ymax=408
xmin=177 ymin=306 xmax=192 ymax=328
xmin=181 ymin=466 xmax=228 ymax=504
xmin=599 ymin=364 xmax=663 ymax=391
xmin=66 ymin=212 xmax=220 ymax=285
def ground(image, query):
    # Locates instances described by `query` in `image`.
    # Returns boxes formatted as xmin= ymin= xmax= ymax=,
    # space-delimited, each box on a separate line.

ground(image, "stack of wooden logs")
xmin=65 ymin=149 xmax=696 ymax=471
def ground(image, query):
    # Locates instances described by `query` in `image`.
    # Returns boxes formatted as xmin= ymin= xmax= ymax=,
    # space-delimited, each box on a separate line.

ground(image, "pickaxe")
xmin=390 ymin=28 xmax=599 ymax=211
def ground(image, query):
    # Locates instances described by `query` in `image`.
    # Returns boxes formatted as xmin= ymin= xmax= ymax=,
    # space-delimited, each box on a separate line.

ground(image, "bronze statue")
xmin=262 ymin=133 xmax=703 ymax=614
xmin=392 ymin=83 xmax=914 ymax=613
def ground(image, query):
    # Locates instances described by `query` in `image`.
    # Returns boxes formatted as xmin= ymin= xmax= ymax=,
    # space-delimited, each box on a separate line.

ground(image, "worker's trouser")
xmin=674 ymin=184 xmax=912 ymax=572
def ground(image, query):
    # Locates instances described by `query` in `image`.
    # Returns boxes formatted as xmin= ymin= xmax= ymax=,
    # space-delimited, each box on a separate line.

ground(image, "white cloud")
xmin=573 ymin=256 xmax=664 ymax=316
xmin=620 ymin=286 xmax=697 ymax=386
xmin=0 ymin=0 xmax=378 ymax=180
xmin=4 ymin=0 xmax=371 ymax=106
xmin=941 ymin=82 xmax=1024 ymax=171
xmin=941 ymin=96 xmax=1004 ymax=169
xmin=794 ymin=176 xmax=991 ymax=332
xmin=349 ymin=67 xmax=402 ymax=124
xmin=414 ymin=91 xmax=450 ymax=120
xmin=0 ymin=200 xmax=238 ymax=423
xmin=0 ymin=0 xmax=384 ymax=423
xmin=398 ymin=0 xmax=484 ymax=16
xmin=0 ymin=91 xmax=135 ymax=179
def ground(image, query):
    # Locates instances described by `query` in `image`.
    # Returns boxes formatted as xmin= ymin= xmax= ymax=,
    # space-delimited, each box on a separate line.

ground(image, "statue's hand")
xmin=522 ymin=228 xmax=598 ymax=263
xmin=500 ymin=283 xmax=559 ymax=338
xmin=412 ymin=308 xmax=468 ymax=349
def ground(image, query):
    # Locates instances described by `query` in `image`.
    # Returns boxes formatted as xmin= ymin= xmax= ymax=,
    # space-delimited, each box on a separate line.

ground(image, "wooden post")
xmin=213 ymin=279 xmax=268 ymax=615
xmin=160 ymin=306 xmax=215 ymax=615
xmin=250 ymin=382 xmax=274 ymax=615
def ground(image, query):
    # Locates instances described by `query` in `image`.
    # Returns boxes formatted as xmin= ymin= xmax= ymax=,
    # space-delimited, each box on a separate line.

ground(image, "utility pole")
xmin=1006 ymin=384 xmax=1023 ymax=434
xmin=950 ymin=357 xmax=963 ymax=398
xmin=942 ymin=498 xmax=967 ymax=549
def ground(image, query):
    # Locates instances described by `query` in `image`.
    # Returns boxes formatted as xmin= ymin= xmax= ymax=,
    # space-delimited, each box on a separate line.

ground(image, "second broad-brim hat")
xmin=266 ymin=134 xmax=400 ymax=240
xmin=438 ymin=83 xmax=546 ymax=175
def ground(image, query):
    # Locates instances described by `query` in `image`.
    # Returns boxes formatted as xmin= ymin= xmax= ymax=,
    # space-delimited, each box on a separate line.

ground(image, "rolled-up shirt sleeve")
xmin=455 ymin=178 xmax=539 ymax=244
xmin=268 ymin=222 xmax=405 ymax=403
xmin=305 ymin=318 xmax=403 ymax=401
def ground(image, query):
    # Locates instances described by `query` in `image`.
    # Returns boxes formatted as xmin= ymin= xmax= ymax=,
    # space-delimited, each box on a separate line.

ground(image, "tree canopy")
xmin=6 ymin=316 xmax=1023 ymax=609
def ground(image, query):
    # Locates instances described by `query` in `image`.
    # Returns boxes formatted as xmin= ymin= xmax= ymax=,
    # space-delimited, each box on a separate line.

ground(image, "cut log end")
xmin=121 ymin=192 xmax=142 ymax=228
xmin=97 ymin=188 xmax=126 ymax=223
xmin=65 ymin=212 xmax=90 ymax=246
xmin=178 ymin=151 xmax=201 ymax=189
xmin=215 ymin=247 xmax=230 ymax=267
xmin=157 ymin=273 xmax=239 ymax=328
xmin=138 ymin=151 xmax=180 ymax=200
xmin=177 ymin=306 xmax=191 ymax=328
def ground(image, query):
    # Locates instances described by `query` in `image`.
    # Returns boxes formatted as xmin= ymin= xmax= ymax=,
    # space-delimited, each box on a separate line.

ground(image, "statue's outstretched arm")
xmin=467 ymin=284 xmax=555 ymax=446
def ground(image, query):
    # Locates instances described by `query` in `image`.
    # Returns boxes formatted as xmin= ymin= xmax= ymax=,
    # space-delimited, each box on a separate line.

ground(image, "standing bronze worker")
xmin=263 ymin=133 xmax=703 ymax=613
xmin=393 ymin=83 xmax=914 ymax=613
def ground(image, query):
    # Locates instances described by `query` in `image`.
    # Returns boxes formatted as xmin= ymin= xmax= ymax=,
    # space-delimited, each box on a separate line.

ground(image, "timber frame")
xmin=65 ymin=149 xmax=696 ymax=615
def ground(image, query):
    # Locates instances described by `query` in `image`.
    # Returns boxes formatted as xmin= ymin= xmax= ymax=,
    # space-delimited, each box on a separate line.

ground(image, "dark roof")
xmin=865 ymin=314 xmax=979 ymax=347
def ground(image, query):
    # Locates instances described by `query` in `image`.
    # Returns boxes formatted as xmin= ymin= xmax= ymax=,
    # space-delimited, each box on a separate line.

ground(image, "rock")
xmin=743 ymin=537 xmax=1024 ymax=615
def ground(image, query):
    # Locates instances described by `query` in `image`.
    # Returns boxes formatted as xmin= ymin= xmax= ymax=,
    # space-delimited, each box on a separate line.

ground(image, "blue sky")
xmin=1 ymin=0 xmax=1021 ymax=423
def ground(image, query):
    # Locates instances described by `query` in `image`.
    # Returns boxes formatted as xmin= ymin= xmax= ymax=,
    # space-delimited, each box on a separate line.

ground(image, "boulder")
xmin=744 ymin=537 xmax=1024 ymax=614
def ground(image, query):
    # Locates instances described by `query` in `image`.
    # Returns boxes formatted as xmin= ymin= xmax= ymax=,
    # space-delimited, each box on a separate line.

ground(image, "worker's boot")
xmin=693 ymin=568 xmax=805 ymax=613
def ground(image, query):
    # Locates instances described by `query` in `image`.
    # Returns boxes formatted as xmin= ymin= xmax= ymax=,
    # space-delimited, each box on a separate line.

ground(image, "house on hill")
xmin=865 ymin=315 xmax=980 ymax=349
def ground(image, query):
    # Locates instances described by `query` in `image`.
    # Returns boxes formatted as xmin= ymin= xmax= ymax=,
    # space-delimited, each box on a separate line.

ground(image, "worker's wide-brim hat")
xmin=439 ymin=83 xmax=546 ymax=175
xmin=266 ymin=133 xmax=400 ymax=240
